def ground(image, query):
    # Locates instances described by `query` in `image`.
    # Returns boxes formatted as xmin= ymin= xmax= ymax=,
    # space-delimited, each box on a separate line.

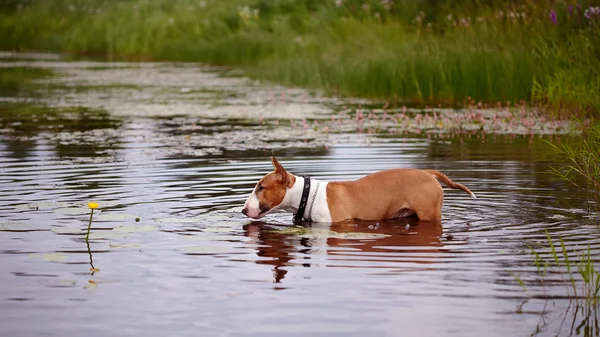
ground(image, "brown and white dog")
xmin=242 ymin=156 xmax=475 ymax=223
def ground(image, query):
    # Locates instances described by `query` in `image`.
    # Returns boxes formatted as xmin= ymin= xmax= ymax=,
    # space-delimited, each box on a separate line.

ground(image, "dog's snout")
xmin=241 ymin=207 xmax=248 ymax=216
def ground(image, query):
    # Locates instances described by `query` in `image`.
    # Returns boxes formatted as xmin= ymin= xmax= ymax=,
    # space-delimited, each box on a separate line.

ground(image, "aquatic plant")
xmin=522 ymin=231 xmax=600 ymax=301
xmin=86 ymin=201 xmax=98 ymax=242
xmin=547 ymin=122 xmax=600 ymax=208
xmin=519 ymin=231 xmax=600 ymax=335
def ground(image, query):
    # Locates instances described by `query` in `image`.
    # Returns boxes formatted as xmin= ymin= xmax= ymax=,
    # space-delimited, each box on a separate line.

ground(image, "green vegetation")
xmin=532 ymin=232 xmax=600 ymax=303
xmin=548 ymin=122 xmax=600 ymax=207
xmin=1 ymin=0 xmax=599 ymax=114
xmin=0 ymin=67 xmax=54 ymax=97
xmin=516 ymin=231 xmax=600 ymax=334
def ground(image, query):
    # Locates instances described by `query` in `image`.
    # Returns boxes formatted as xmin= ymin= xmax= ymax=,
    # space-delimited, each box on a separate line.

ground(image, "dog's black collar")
xmin=293 ymin=176 xmax=311 ymax=225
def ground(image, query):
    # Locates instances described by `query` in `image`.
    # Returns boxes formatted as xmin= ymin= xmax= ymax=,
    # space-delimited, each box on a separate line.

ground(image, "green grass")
xmin=516 ymin=230 xmax=600 ymax=303
xmin=547 ymin=122 xmax=600 ymax=208
xmin=517 ymin=231 xmax=600 ymax=334
xmin=0 ymin=0 xmax=599 ymax=114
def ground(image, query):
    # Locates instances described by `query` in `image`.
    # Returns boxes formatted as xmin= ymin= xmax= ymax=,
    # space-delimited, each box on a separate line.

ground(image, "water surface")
xmin=0 ymin=54 xmax=598 ymax=337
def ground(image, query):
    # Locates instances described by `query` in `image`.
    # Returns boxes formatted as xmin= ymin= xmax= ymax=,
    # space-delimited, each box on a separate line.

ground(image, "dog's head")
xmin=242 ymin=156 xmax=295 ymax=219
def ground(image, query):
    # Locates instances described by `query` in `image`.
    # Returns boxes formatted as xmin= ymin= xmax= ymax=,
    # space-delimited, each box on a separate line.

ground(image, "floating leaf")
xmin=29 ymin=253 xmax=68 ymax=262
xmin=44 ymin=279 xmax=77 ymax=288
xmin=154 ymin=214 xmax=230 ymax=223
xmin=183 ymin=234 xmax=241 ymax=241
xmin=87 ymin=231 xmax=128 ymax=240
xmin=97 ymin=213 xmax=141 ymax=222
xmin=204 ymin=215 xmax=231 ymax=221
xmin=227 ymin=206 xmax=244 ymax=213
xmin=182 ymin=246 xmax=230 ymax=255
xmin=0 ymin=221 xmax=30 ymax=231
xmin=154 ymin=217 xmax=205 ymax=223
xmin=54 ymin=207 xmax=91 ymax=215
xmin=113 ymin=225 xmax=158 ymax=233
xmin=109 ymin=243 xmax=141 ymax=249
xmin=15 ymin=201 xmax=71 ymax=210
xmin=203 ymin=227 xmax=236 ymax=233
xmin=51 ymin=227 xmax=81 ymax=234
xmin=330 ymin=232 xmax=391 ymax=240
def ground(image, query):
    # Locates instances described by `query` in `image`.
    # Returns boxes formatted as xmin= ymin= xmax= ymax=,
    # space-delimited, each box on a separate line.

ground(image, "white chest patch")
xmin=278 ymin=177 xmax=332 ymax=223
xmin=304 ymin=181 xmax=331 ymax=223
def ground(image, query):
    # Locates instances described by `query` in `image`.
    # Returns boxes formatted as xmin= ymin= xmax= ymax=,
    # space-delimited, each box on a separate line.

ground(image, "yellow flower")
xmin=87 ymin=201 xmax=99 ymax=209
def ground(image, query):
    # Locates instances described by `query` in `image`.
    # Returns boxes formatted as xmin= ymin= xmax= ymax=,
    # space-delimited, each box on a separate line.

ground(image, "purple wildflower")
xmin=584 ymin=6 xmax=600 ymax=20
xmin=550 ymin=10 xmax=559 ymax=25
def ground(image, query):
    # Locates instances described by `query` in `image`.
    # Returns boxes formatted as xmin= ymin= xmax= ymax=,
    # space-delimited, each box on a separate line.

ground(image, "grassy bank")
xmin=1 ymin=0 xmax=599 ymax=115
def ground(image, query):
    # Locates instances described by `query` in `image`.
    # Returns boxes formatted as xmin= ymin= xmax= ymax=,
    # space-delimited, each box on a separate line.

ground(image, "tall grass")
xmin=548 ymin=122 xmax=600 ymax=208
xmin=1 ymin=0 xmax=599 ymax=113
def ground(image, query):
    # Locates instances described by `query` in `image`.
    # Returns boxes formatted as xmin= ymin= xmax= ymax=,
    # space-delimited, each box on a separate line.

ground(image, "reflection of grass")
xmin=548 ymin=123 xmax=600 ymax=209
xmin=532 ymin=232 xmax=600 ymax=303
xmin=1 ymin=1 xmax=598 ymax=114
xmin=517 ymin=231 xmax=600 ymax=335
xmin=0 ymin=67 xmax=54 ymax=97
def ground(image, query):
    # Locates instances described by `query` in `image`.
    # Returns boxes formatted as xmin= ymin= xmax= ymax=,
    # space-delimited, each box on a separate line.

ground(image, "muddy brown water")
xmin=1 ymin=54 xmax=599 ymax=337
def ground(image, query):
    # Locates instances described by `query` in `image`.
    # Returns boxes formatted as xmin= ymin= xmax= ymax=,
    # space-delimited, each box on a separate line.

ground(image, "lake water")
xmin=0 ymin=53 xmax=598 ymax=337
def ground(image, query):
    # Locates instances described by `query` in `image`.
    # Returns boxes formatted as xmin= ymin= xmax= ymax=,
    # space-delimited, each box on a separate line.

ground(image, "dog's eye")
xmin=257 ymin=185 xmax=264 ymax=192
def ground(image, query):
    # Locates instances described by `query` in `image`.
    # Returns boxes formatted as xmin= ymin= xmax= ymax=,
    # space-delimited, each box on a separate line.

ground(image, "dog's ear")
xmin=271 ymin=156 xmax=288 ymax=184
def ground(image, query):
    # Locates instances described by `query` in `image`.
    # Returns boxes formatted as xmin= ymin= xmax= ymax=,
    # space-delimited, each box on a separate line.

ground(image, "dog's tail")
xmin=425 ymin=170 xmax=476 ymax=198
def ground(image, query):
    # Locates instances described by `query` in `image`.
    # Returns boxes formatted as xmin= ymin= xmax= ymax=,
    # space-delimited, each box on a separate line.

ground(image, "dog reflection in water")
xmin=244 ymin=218 xmax=453 ymax=283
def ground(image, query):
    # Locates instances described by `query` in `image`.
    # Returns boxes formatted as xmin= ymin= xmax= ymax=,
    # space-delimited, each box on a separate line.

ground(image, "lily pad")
xmin=51 ymin=227 xmax=82 ymax=234
xmin=113 ymin=225 xmax=158 ymax=233
xmin=109 ymin=243 xmax=141 ymax=249
xmin=54 ymin=207 xmax=92 ymax=216
xmin=227 ymin=206 xmax=244 ymax=213
xmin=97 ymin=213 xmax=141 ymax=222
xmin=330 ymin=232 xmax=391 ymax=240
xmin=0 ymin=221 xmax=30 ymax=231
xmin=154 ymin=216 xmax=206 ymax=223
xmin=183 ymin=234 xmax=241 ymax=241
xmin=87 ymin=231 xmax=129 ymax=240
xmin=154 ymin=214 xmax=230 ymax=223
xmin=204 ymin=215 xmax=231 ymax=221
xmin=45 ymin=279 xmax=77 ymax=288
xmin=203 ymin=227 xmax=236 ymax=233
xmin=15 ymin=201 xmax=71 ymax=210
xmin=182 ymin=246 xmax=230 ymax=255
xmin=29 ymin=253 xmax=68 ymax=262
